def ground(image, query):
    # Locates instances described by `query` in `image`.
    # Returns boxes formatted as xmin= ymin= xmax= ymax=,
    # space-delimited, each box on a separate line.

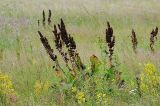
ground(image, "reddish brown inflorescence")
xmin=105 ymin=22 xmax=115 ymax=67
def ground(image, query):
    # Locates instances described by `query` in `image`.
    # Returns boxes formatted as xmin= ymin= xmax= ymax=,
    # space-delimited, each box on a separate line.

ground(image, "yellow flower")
xmin=71 ymin=86 xmax=77 ymax=93
xmin=0 ymin=71 xmax=17 ymax=101
xmin=144 ymin=63 xmax=155 ymax=76
xmin=102 ymin=94 xmax=106 ymax=97
xmin=75 ymin=91 xmax=85 ymax=104
xmin=140 ymin=83 xmax=148 ymax=91
xmin=140 ymin=63 xmax=160 ymax=94
xmin=97 ymin=93 xmax=102 ymax=99
xmin=34 ymin=80 xmax=50 ymax=96
xmin=96 ymin=92 xmax=106 ymax=103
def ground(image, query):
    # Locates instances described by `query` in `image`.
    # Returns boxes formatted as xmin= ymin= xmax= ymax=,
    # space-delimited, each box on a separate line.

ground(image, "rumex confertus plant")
xmin=105 ymin=22 xmax=124 ymax=88
xmin=53 ymin=19 xmax=85 ymax=76
xmin=105 ymin=22 xmax=115 ymax=67
xmin=38 ymin=10 xmax=85 ymax=77
xmin=38 ymin=31 xmax=57 ymax=62
xmin=42 ymin=10 xmax=45 ymax=27
xmin=48 ymin=9 xmax=52 ymax=25
xmin=40 ymin=10 xmax=52 ymax=27
xmin=131 ymin=29 xmax=138 ymax=53
xmin=53 ymin=24 xmax=71 ymax=71
xmin=150 ymin=27 xmax=159 ymax=53
xmin=37 ymin=31 xmax=63 ymax=71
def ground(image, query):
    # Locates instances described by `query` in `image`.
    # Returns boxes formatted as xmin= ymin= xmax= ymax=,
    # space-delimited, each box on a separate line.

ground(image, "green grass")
xmin=0 ymin=0 xmax=160 ymax=105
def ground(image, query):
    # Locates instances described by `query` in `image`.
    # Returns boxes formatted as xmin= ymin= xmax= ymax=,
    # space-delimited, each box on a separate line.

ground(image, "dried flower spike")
xmin=53 ymin=25 xmax=69 ymax=64
xmin=42 ymin=10 xmax=45 ymax=27
xmin=150 ymin=27 xmax=158 ymax=52
xmin=105 ymin=22 xmax=115 ymax=67
xmin=53 ymin=19 xmax=85 ymax=72
xmin=48 ymin=10 xmax=52 ymax=25
xmin=58 ymin=19 xmax=70 ymax=47
xmin=154 ymin=27 xmax=158 ymax=40
xmin=38 ymin=31 xmax=57 ymax=61
xmin=131 ymin=29 xmax=138 ymax=53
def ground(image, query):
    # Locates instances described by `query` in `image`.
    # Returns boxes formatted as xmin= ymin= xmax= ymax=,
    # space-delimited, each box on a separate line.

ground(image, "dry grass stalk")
xmin=105 ymin=22 xmax=115 ymax=67
xmin=150 ymin=27 xmax=159 ymax=52
xmin=131 ymin=29 xmax=138 ymax=53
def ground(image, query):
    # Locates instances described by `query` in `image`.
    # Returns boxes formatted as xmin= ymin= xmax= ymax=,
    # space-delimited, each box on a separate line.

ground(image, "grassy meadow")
xmin=0 ymin=0 xmax=160 ymax=105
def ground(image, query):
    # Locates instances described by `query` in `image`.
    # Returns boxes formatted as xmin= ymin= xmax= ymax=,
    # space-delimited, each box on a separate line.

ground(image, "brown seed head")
xmin=38 ymin=31 xmax=57 ymax=61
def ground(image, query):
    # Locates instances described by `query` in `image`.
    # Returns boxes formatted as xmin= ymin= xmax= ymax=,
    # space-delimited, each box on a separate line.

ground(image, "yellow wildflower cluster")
xmin=0 ymin=72 xmax=17 ymax=101
xmin=71 ymin=86 xmax=77 ymax=93
xmin=144 ymin=63 xmax=156 ymax=76
xmin=34 ymin=80 xmax=50 ymax=96
xmin=140 ymin=63 xmax=160 ymax=95
xmin=72 ymin=86 xmax=85 ymax=104
xmin=75 ymin=91 xmax=85 ymax=104
xmin=96 ymin=92 xmax=107 ymax=104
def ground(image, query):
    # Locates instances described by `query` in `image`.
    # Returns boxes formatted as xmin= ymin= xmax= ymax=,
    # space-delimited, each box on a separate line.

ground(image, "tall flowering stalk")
xmin=53 ymin=25 xmax=71 ymax=71
xmin=150 ymin=27 xmax=158 ymax=52
xmin=48 ymin=10 xmax=52 ymax=25
xmin=38 ymin=13 xmax=85 ymax=77
xmin=42 ymin=10 xmax=45 ymax=27
xmin=52 ymin=19 xmax=85 ymax=75
xmin=37 ymin=31 xmax=65 ymax=76
xmin=131 ymin=29 xmax=138 ymax=53
xmin=105 ymin=22 xmax=115 ymax=67
xmin=38 ymin=31 xmax=57 ymax=62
